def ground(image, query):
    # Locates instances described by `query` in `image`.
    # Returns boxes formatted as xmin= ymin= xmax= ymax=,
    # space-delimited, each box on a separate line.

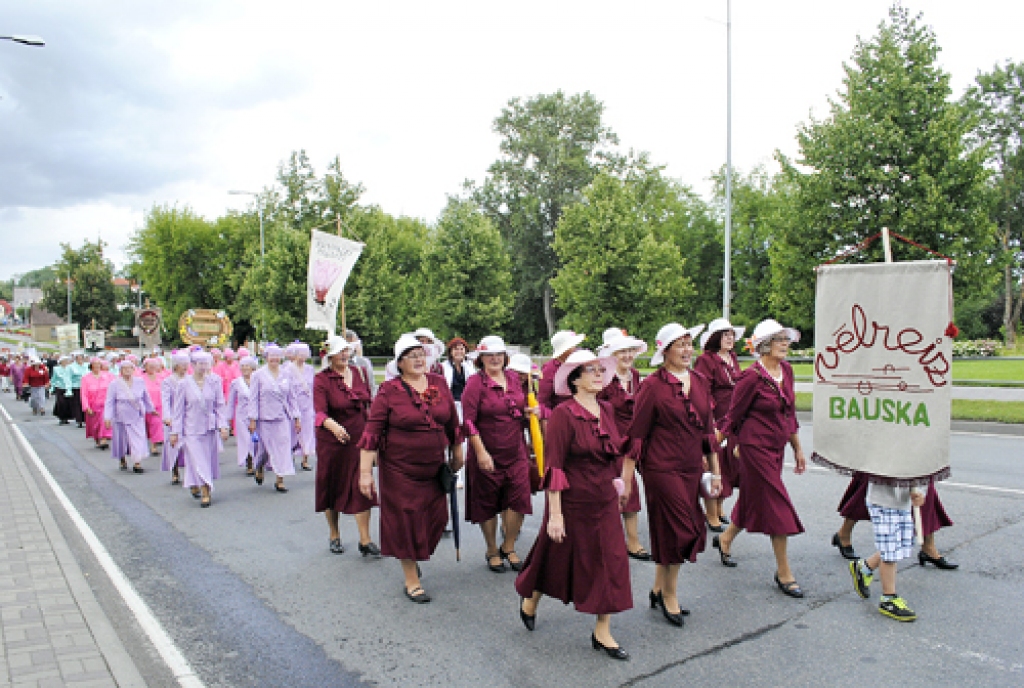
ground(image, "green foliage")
xmin=778 ymin=6 xmax=996 ymax=339
xmin=551 ymin=173 xmax=693 ymax=342
xmin=423 ymin=199 xmax=513 ymax=344
xmin=475 ymin=91 xmax=622 ymax=346
xmin=40 ymin=240 xmax=118 ymax=330
xmin=16 ymin=266 xmax=56 ymax=287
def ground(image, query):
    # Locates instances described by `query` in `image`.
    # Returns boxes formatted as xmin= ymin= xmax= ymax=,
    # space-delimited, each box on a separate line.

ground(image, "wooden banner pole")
xmin=337 ymin=217 xmax=346 ymax=335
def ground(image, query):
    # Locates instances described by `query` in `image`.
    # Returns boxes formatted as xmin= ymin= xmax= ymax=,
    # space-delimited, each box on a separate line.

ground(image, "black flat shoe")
xmin=191 ymin=489 xmax=201 ymax=499
xmin=486 ymin=552 xmax=506 ymax=573
xmin=720 ymin=514 xmax=730 ymax=525
xmin=358 ymin=542 xmax=381 ymax=558
xmin=628 ymin=547 xmax=652 ymax=561
xmin=775 ymin=573 xmax=804 ymax=598
xmin=712 ymin=535 xmax=737 ymax=567
xmin=254 ymin=471 xmax=264 ymax=486
xmin=275 ymin=483 xmax=288 ymax=493
xmin=301 ymin=463 xmax=312 ymax=471
xmin=519 ymin=599 xmax=535 ymax=631
xmin=330 ymin=538 xmax=345 ymax=554
xmin=591 ymin=634 xmax=629 ymax=661
xmin=200 ymin=497 xmax=211 ymax=508
xmin=918 ymin=551 xmax=958 ymax=570
xmin=404 ymin=586 xmax=431 ymax=604
xmin=832 ymin=533 xmax=858 ymax=560
xmin=707 ymin=521 xmax=726 ymax=533
xmin=133 ymin=465 xmax=144 ymax=474
xmin=120 ymin=461 xmax=128 ymax=471
xmin=499 ymin=548 xmax=523 ymax=572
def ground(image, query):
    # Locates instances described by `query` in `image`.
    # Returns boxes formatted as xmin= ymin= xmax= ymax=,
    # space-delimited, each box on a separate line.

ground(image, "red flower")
xmin=421 ymin=386 xmax=441 ymax=405
xmin=945 ymin=322 xmax=960 ymax=339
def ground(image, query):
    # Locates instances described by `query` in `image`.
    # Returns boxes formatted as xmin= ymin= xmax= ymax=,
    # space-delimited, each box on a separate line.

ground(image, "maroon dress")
xmin=597 ymin=370 xmax=643 ymax=514
xmin=693 ymin=350 xmax=741 ymax=498
xmin=357 ymin=374 xmax=461 ymax=561
xmin=627 ymin=368 xmax=718 ymax=565
xmin=538 ymin=359 xmax=573 ymax=414
xmin=514 ymin=400 xmax=633 ymax=615
xmin=314 ymin=366 xmax=376 ymax=514
xmin=463 ymin=370 xmax=533 ymax=523
xmin=723 ymin=361 xmax=804 ymax=536
xmin=837 ymin=474 xmax=952 ymax=537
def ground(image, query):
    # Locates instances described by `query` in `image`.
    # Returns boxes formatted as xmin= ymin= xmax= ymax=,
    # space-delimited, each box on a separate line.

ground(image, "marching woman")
xmin=626 ymin=323 xmax=720 ymax=627
xmin=440 ymin=337 xmax=470 ymax=404
xmin=11 ymin=355 xmax=25 ymax=400
xmin=142 ymin=358 xmax=165 ymax=456
xmin=51 ymin=355 xmax=74 ymax=424
xmin=515 ymin=349 xmax=633 ymax=661
xmin=714 ymin=319 xmax=808 ymax=598
xmin=247 ymin=344 xmax=300 ymax=493
xmin=81 ymin=357 xmax=113 ymax=450
xmin=169 ymin=351 xmax=228 ymax=508
xmin=69 ymin=352 xmax=88 ymax=428
xmin=344 ymin=330 xmax=377 ymax=397
xmin=314 ymin=336 xmax=378 ymax=556
xmin=226 ymin=356 xmax=258 ymax=475
xmin=538 ymin=330 xmax=586 ymax=415
xmin=287 ymin=341 xmax=316 ymax=472
xmin=0 ymin=356 xmax=9 ymax=394
xmin=103 ymin=358 xmax=155 ymax=473
xmin=597 ymin=329 xmax=651 ymax=561
xmin=412 ymin=327 xmax=445 ymax=375
xmin=693 ymin=318 xmax=746 ymax=532
xmin=357 ymin=334 xmax=463 ymax=604
xmin=26 ymin=356 xmax=50 ymax=415
xmin=161 ymin=351 xmax=190 ymax=486
xmin=462 ymin=336 xmax=534 ymax=573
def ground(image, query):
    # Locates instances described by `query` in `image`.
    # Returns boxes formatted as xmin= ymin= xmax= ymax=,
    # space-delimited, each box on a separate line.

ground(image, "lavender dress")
xmin=247 ymin=368 xmax=299 ymax=477
xmin=171 ymin=375 xmax=227 ymax=490
xmin=160 ymin=375 xmax=186 ymax=471
xmin=288 ymin=363 xmax=317 ymax=458
xmin=227 ymin=376 xmax=254 ymax=467
xmin=104 ymin=377 xmax=155 ymax=462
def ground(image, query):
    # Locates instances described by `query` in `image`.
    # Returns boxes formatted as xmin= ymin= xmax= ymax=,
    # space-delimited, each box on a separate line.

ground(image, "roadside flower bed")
xmin=952 ymin=339 xmax=1003 ymax=357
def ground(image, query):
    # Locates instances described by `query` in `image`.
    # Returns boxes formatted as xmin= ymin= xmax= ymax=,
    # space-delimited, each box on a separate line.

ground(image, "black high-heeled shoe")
xmin=712 ymin=535 xmax=737 ymax=567
xmin=649 ymin=590 xmax=686 ymax=626
xmin=519 ymin=598 xmax=535 ymax=631
xmin=499 ymin=548 xmax=523 ymax=572
xmin=832 ymin=533 xmax=858 ymax=560
xmin=918 ymin=550 xmax=958 ymax=570
xmin=358 ymin=542 xmax=381 ymax=558
xmin=485 ymin=552 xmax=506 ymax=573
xmin=591 ymin=634 xmax=629 ymax=661
xmin=275 ymin=482 xmax=288 ymax=493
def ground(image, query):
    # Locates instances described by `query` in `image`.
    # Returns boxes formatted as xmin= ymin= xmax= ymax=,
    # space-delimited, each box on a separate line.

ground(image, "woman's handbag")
xmin=436 ymin=460 xmax=456 ymax=494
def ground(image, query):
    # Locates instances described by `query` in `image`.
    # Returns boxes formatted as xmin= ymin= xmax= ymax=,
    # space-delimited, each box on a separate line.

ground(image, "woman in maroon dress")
xmin=694 ymin=318 xmax=746 ymax=532
xmin=358 ymin=334 xmax=463 ymax=604
xmin=833 ymin=474 xmax=957 ymax=568
xmin=315 ymin=336 xmax=378 ymax=557
xmin=463 ymin=336 xmax=534 ymax=573
xmin=538 ymin=330 xmax=585 ymax=416
xmin=626 ymin=323 xmax=721 ymax=627
xmin=597 ymin=329 xmax=651 ymax=560
xmin=515 ymin=350 xmax=632 ymax=661
xmin=715 ymin=319 xmax=808 ymax=598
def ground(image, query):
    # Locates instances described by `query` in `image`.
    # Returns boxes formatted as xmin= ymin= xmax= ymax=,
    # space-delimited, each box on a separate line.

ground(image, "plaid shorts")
xmin=867 ymin=504 xmax=915 ymax=562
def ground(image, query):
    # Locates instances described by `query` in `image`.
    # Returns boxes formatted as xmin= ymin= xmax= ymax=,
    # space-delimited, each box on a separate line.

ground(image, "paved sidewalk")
xmin=0 ymin=414 xmax=146 ymax=687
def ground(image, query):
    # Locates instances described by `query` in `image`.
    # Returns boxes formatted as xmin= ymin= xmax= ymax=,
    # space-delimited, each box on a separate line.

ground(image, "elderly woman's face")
xmin=576 ymin=361 xmax=607 ymax=394
xmin=330 ymin=348 xmax=351 ymax=368
xmin=399 ymin=346 xmax=427 ymax=376
xmin=768 ymin=336 xmax=790 ymax=359
xmin=720 ymin=331 xmax=735 ymax=351
xmin=613 ymin=347 xmax=639 ymax=369
xmin=665 ymin=335 xmax=694 ymax=369
xmin=480 ymin=352 xmax=504 ymax=373
xmin=451 ymin=344 xmax=466 ymax=362
xmin=120 ymin=364 xmax=134 ymax=379
xmin=194 ymin=360 xmax=212 ymax=375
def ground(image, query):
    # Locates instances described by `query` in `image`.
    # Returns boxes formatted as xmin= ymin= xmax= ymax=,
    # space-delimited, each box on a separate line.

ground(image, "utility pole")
xmin=66 ymin=273 xmax=72 ymax=324
xmin=723 ymin=0 xmax=733 ymax=320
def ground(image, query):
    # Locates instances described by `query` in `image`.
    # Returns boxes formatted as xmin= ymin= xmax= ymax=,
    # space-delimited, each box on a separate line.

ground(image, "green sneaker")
xmin=849 ymin=559 xmax=872 ymax=598
xmin=879 ymin=596 xmax=917 ymax=622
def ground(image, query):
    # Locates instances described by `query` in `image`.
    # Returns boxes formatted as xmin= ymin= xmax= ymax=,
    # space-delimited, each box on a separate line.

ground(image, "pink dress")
xmin=143 ymin=373 xmax=165 ymax=443
xmin=81 ymin=372 xmax=113 ymax=440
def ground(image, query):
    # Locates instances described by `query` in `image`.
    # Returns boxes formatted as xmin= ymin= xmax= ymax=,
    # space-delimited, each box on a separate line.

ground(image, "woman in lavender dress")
xmin=104 ymin=359 xmax=155 ymax=473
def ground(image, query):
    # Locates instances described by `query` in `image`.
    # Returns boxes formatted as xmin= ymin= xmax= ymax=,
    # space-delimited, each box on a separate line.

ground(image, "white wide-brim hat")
xmin=751 ymin=319 xmax=801 ymax=348
xmin=412 ymin=328 xmax=444 ymax=356
xmin=550 ymin=330 xmax=586 ymax=359
xmin=700 ymin=318 xmax=747 ymax=350
xmin=650 ymin=322 xmax=705 ymax=367
xmin=601 ymin=327 xmax=626 ymax=347
xmin=467 ymin=335 xmax=507 ymax=361
xmin=324 ymin=335 xmax=353 ymax=358
xmin=554 ymin=349 xmax=617 ymax=397
xmin=394 ymin=334 xmax=426 ymax=364
xmin=602 ymin=333 xmax=648 ymax=357
xmin=508 ymin=353 xmax=536 ymax=376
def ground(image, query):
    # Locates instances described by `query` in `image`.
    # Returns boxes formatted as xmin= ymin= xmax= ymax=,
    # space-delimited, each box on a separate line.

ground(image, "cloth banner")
xmin=304 ymin=229 xmax=364 ymax=333
xmin=811 ymin=260 xmax=952 ymax=485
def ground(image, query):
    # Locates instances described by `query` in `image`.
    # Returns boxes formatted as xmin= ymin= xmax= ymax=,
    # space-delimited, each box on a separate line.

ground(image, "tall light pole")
xmin=0 ymin=35 xmax=45 ymax=47
xmin=66 ymin=274 xmax=72 ymax=324
xmin=723 ymin=0 xmax=733 ymax=320
xmin=228 ymin=190 xmax=265 ymax=343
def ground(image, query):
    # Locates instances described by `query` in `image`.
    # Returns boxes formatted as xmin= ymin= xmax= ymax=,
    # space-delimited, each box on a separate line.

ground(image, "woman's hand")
xmin=330 ymin=422 xmax=350 ymax=444
xmin=793 ymin=447 xmax=807 ymax=475
xmin=220 ymin=428 xmax=229 ymax=441
xmin=477 ymin=449 xmax=495 ymax=473
xmin=547 ymin=514 xmax=565 ymax=543
xmin=358 ymin=471 xmax=376 ymax=499
xmin=248 ymin=420 xmax=256 ymax=434
xmin=169 ymin=434 xmax=178 ymax=448
xmin=525 ymin=406 xmax=540 ymax=417
xmin=619 ymin=479 xmax=631 ymax=509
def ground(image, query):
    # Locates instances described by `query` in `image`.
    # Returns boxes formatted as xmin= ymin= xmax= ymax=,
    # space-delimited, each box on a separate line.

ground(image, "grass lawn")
xmin=788 ymin=358 xmax=1023 ymax=383
xmin=795 ymin=392 xmax=1024 ymax=423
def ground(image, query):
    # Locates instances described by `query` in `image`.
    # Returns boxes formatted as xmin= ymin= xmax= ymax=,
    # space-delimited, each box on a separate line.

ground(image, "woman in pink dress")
xmin=715 ymin=319 xmax=808 ymax=599
xmin=693 ymin=318 xmax=746 ymax=532
xmin=81 ymin=358 xmax=113 ymax=449
xmin=358 ymin=335 xmax=463 ymax=604
xmin=142 ymin=358 xmax=165 ymax=456
xmin=515 ymin=350 xmax=632 ymax=661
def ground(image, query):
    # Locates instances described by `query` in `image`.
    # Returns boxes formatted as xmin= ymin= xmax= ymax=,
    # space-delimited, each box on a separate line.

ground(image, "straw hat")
xmin=550 ymin=330 xmax=586 ymax=359
xmin=553 ymin=349 xmax=616 ymax=396
xmin=650 ymin=323 xmax=705 ymax=366
xmin=700 ymin=318 xmax=746 ymax=350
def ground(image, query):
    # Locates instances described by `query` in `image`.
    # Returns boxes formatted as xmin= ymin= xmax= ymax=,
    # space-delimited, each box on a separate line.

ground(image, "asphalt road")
xmin=3 ymin=393 xmax=1022 ymax=687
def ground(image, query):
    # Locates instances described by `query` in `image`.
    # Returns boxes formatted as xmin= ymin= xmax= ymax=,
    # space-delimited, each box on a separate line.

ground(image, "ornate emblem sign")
xmin=178 ymin=309 xmax=233 ymax=346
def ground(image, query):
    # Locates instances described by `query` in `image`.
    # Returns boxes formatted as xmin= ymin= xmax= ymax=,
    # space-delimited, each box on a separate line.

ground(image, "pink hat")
xmin=553 ymin=350 xmax=616 ymax=396
xmin=126 ymin=354 xmax=139 ymax=364
xmin=237 ymin=347 xmax=250 ymax=358
xmin=224 ymin=348 xmax=236 ymax=360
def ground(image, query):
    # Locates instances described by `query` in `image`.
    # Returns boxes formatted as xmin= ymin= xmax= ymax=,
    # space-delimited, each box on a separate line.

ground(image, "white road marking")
xmin=8 ymin=416 xmax=206 ymax=688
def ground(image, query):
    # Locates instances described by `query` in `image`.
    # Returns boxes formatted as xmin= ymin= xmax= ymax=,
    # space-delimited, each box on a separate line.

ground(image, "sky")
xmin=1 ymin=0 xmax=1022 ymax=281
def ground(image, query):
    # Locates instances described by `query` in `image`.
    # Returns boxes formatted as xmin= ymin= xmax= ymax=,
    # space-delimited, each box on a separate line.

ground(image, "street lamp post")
xmin=0 ymin=35 xmax=45 ymax=47
xmin=228 ymin=190 xmax=265 ymax=343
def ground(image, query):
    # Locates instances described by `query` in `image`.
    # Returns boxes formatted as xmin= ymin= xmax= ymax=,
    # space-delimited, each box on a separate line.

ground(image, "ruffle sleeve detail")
xmin=356 ymin=432 xmax=381 ymax=451
xmin=315 ymin=411 xmax=328 ymax=427
xmin=541 ymin=467 xmax=570 ymax=492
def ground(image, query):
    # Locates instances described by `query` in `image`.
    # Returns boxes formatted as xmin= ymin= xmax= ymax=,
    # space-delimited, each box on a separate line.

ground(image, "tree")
xmin=40 ymin=240 xmax=118 ymax=331
xmin=474 ymin=91 xmax=621 ymax=346
xmin=551 ymin=173 xmax=693 ymax=343
xmin=423 ymin=199 xmax=513 ymax=344
xmin=964 ymin=61 xmax=1024 ymax=345
xmin=777 ymin=6 xmax=995 ymax=339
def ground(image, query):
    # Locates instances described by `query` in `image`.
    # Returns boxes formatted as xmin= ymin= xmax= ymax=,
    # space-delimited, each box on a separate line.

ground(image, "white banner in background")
xmin=811 ymin=260 xmax=953 ymax=484
xmin=305 ymin=229 xmax=364 ymax=333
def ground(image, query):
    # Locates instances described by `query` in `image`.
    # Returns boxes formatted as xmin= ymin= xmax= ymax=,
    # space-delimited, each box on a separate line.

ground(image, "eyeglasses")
xmin=771 ymin=336 xmax=790 ymax=344
xmin=581 ymin=365 xmax=606 ymax=375
xmin=402 ymin=350 xmax=426 ymax=361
